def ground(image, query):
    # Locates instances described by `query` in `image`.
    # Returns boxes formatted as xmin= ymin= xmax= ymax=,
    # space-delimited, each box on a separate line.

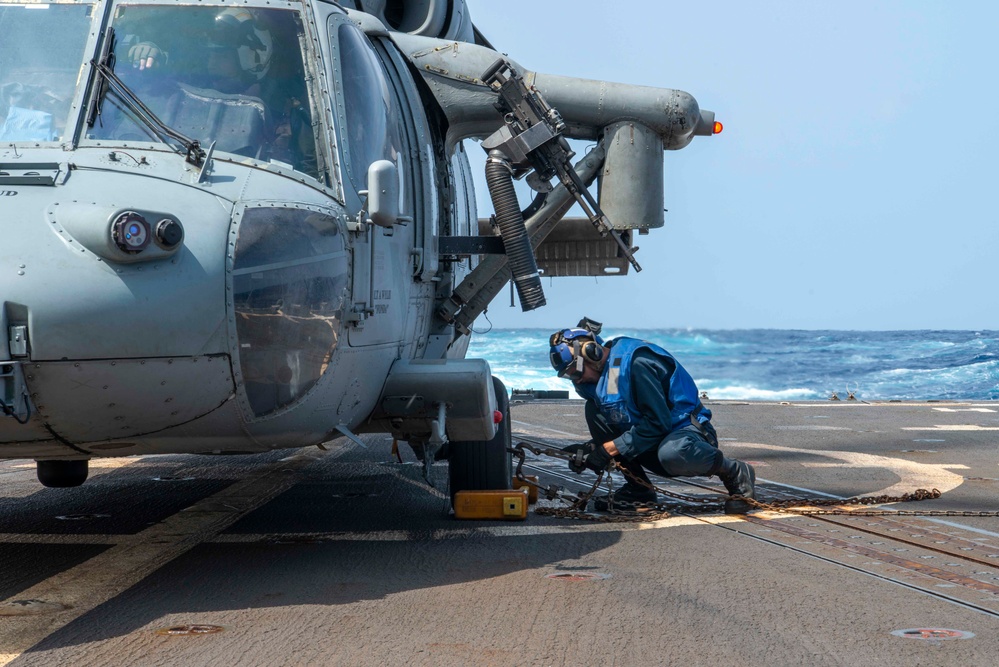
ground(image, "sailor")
xmin=549 ymin=319 xmax=757 ymax=514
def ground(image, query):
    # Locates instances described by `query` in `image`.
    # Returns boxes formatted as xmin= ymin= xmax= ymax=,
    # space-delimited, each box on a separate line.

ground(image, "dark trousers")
xmin=584 ymin=402 xmax=724 ymax=485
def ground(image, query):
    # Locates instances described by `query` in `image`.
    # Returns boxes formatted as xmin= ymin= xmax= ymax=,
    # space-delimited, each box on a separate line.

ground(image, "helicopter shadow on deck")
xmin=14 ymin=450 xmax=629 ymax=655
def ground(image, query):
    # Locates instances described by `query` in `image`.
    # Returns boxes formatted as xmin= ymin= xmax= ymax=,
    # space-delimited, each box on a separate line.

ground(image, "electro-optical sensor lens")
xmin=112 ymin=211 xmax=150 ymax=253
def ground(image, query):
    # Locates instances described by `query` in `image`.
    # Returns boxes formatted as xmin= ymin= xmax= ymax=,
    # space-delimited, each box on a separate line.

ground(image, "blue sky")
xmin=463 ymin=1 xmax=999 ymax=330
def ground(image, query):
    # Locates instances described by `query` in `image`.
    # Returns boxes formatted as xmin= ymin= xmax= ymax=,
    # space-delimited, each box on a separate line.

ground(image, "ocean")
xmin=466 ymin=329 xmax=999 ymax=401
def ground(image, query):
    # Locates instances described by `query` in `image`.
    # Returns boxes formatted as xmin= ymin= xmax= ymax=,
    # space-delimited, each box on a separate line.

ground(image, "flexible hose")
xmin=485 ymin=150 xmax=546 ymax=311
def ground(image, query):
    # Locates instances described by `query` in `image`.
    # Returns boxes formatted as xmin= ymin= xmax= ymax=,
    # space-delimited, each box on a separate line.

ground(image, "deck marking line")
xmin=651 ymin=484 xmax=999 ymax=619
xmin=380 ymin=466 xmax=449 ymax=501
xmin=742 ymin=516 xmax=999 ymax=595
xmin=729 ymin=442 xmax=964 ymax=496
xmin=0 ymin=445 xmax=343 ymax=665
xmin=708 ymin=518 xmax=999 ymax=619
xmin=208 ymin=518 xmax=705 ymax=543
xmin=811 ymin=516 xmax=999 ymax=569
xmin=0 ymin=534 xmax=121 ymax=545
xmin=925 ymin=520 xmax=999 ymax=540
xmin=902 ymin=425 xmax=999 ymax=431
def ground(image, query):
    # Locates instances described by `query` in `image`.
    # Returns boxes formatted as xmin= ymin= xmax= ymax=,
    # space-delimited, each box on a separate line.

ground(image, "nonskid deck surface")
xmin=1 ymin=400 xmax=999 ymax=665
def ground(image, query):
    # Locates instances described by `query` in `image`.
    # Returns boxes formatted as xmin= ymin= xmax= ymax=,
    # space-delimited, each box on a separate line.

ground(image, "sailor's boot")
xmin=718 ymin=458 xmax=756 ymax=515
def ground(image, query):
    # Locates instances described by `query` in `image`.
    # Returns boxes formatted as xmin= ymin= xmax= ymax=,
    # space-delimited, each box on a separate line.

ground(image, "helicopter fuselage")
xmin=0 ymin=0 xmax=715 ymax=492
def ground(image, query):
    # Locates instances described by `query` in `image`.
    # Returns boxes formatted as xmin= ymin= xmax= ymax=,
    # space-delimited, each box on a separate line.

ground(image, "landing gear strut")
xmin=36 ymin=460 xmax=89 ymax=488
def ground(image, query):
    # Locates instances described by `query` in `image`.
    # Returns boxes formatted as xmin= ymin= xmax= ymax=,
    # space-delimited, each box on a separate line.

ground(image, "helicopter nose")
xmin=5 ymin=184 xmax=230 ymax=362
xmin=1 ymin=173 xmax=235 ymax=444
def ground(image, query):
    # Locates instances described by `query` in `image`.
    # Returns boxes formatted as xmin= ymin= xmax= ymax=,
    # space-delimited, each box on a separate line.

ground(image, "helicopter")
xmin=0 ymin=0 xmax=719 ymax=500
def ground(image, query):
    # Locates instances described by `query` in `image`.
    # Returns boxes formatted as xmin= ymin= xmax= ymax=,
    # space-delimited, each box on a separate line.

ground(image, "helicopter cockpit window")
xmin=232 ymin=207 xmax=349 ymax=418
xmin=336 ymin=23 xmax=404 ymax=194
xmin=0 ymin=3 xmax=94 ymax=142
xmin=87 ymin=5 xmax=320 ymax=178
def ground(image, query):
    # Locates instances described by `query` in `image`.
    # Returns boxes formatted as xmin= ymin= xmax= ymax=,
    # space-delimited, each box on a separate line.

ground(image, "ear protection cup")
xmin=550 ymin=327 xmax=604 ymax=378
xmin=580 ymin=340 xmax=603 ymax=363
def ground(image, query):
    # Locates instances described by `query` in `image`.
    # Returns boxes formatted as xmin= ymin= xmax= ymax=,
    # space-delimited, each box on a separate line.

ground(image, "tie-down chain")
xmin=510 ymin=438 xmax=999 ymax=522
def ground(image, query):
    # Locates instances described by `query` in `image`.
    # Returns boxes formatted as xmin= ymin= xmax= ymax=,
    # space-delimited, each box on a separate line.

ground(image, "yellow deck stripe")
xmin=0 ymin=445 xmax=341 ymax=665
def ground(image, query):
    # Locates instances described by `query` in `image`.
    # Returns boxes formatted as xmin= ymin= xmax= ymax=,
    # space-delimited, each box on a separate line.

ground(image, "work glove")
xmin=562 ymin=441 xmax=592 ymax=473
xmin=566 ymin=442 xmax=612 ymax=474
xmin=561 ymin=441 xmax=594 ymax=456
xmin=583 ymin=444 xmax=613 ymax=472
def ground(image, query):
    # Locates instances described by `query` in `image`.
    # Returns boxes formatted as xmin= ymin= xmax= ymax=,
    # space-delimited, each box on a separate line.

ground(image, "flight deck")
xmin=2 ymin=400 xmax=999 ymax=666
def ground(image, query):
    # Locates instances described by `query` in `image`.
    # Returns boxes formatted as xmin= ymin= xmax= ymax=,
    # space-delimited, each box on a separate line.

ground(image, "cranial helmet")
xmin=549 ymin=320 xmax=605 ymax=379
xmin=211 ymin=8 xmax=273 ymax=81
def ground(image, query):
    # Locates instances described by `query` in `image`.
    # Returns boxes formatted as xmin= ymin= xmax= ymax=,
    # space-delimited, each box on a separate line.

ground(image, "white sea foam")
xmin=698 ymin=385 xmax=822 ymax=401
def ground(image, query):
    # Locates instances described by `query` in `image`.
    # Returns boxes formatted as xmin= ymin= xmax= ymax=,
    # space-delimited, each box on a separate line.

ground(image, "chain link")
xmin=512 ymin=439 xmax=999 ymax=522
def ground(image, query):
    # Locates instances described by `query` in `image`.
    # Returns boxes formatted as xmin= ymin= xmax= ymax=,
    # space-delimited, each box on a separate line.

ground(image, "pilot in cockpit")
xmin=110 ymin=7 xmax=315 ymax=173
xmin=124 ymin=8 xmax=271 ymax=94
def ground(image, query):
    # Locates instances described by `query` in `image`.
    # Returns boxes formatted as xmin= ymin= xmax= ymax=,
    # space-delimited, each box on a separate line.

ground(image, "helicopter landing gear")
xmin=448 ymin=376 xmax=512 ymax=507
xmin=36 ymin=460 xmax=89 ymax=488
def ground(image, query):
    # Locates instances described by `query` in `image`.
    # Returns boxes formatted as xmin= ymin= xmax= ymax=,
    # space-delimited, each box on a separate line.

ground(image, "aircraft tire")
xmin=448 ymin=376 xmax=512 ymax=506
xmin=36 ymin=460 xmax=89 ymax=488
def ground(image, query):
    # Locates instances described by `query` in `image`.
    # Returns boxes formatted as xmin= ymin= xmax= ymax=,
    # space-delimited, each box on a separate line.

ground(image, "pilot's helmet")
xmin=549 ymin=328 xmax=604 ymax=379
xmin=209 ymin=8 xmax=273 ymax=81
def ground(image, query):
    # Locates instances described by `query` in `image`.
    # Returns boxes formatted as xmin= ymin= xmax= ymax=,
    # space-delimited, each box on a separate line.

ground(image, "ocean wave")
xmin=469 ymin=329 xmax=999 ymax=401
xmin=878 ymin=359 xmax=999 ymax=378
xmin=698 ymin=384 xmax=822 ymax=401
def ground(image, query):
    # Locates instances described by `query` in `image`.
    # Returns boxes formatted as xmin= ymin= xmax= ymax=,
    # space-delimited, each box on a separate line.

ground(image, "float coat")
xmin=577 ymin=338 xmax=720 ymax=475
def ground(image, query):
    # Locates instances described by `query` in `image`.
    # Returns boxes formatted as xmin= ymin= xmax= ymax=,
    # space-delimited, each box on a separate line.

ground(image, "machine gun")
xmin=480 ymin=59 xmax=642 ymax=272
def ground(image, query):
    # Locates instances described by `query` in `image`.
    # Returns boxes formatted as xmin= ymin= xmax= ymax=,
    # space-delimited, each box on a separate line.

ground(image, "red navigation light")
xmin=712 ymin=121 xmax=723 ymax=135
xmin=493 ymin=410 xmax=503 ymax=424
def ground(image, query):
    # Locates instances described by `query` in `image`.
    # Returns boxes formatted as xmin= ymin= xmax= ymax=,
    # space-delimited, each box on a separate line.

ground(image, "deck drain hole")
xmin=545 ymin=572 xmax=610 ymax=581
xmin=55 ymin=513 xmax=110 ymax=521
xmin=891 ymin=628 xmax=974 ymax=641
xmin=0 ymin=599 xmax=71 ymax=616
xmin=155 ymin=624 xmax=225 ymax=637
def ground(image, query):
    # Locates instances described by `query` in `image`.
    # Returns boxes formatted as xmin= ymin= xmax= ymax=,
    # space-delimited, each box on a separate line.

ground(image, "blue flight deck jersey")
xmin=576 ymin=338 xmax=711 ymax=459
